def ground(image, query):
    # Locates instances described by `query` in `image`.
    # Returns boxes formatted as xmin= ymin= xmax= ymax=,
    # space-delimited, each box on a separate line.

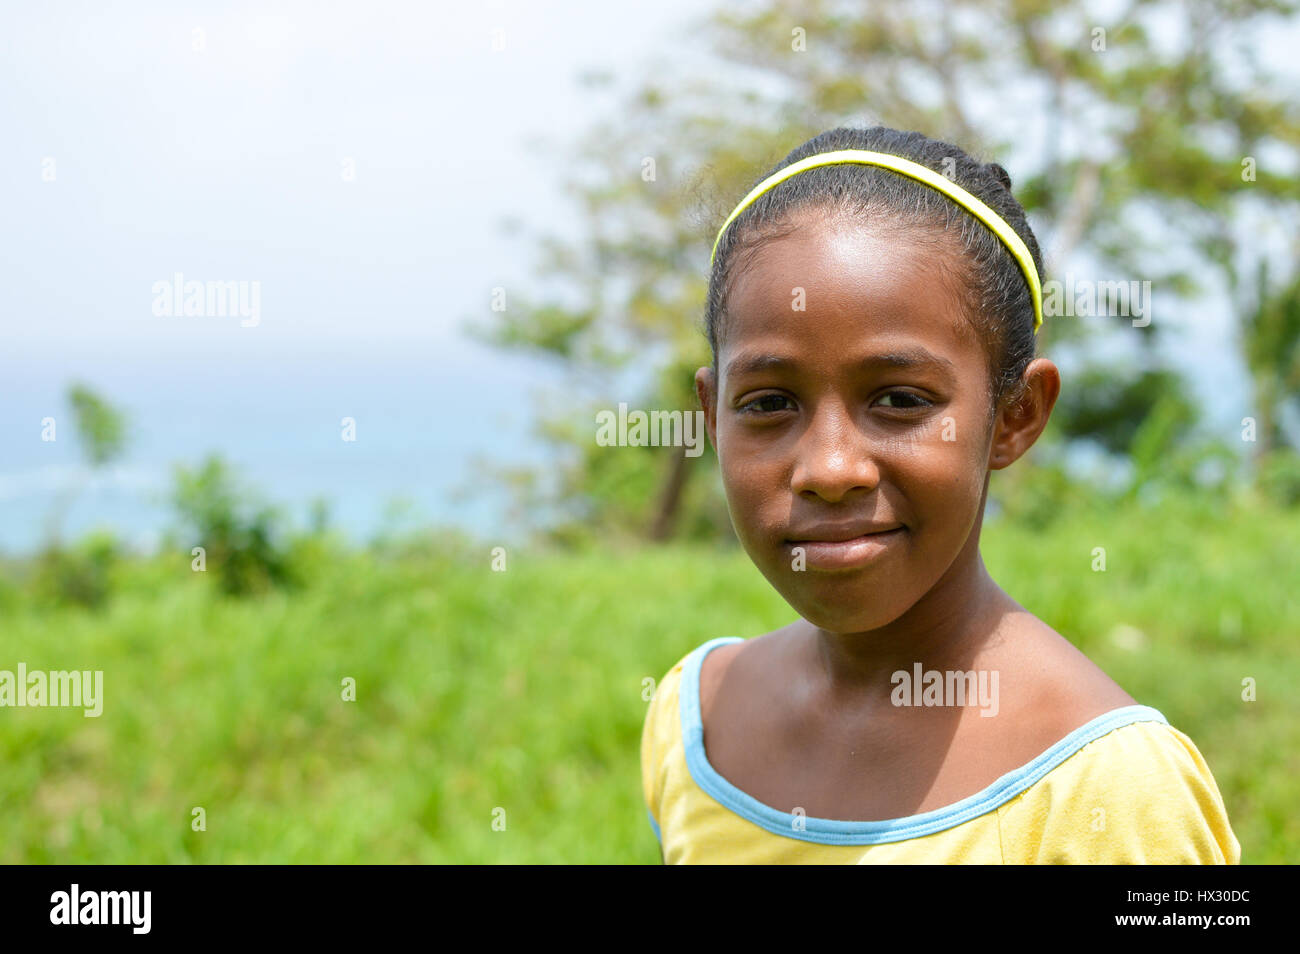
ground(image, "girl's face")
xmin=697 ymin=213 xmax=1016 ymax=634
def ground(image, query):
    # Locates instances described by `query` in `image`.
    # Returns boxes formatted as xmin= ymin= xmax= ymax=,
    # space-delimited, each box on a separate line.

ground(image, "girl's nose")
xmin=789 ymin=401 xmax=881 ymax=503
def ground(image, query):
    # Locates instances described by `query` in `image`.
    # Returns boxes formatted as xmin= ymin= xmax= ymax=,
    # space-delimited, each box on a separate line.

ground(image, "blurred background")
xmin=1 ymin=0 xmax=1297 ymax=863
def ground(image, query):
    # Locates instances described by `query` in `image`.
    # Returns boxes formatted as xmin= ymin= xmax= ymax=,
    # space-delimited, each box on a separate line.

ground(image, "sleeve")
xmin=998 ymin=721 xmax=1241 ymax=864
xmin=640 ymin=657 xmax=684 ymax=848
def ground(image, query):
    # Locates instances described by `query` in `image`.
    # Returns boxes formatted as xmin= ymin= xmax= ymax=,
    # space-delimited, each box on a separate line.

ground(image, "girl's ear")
xmin=695 ymin=366 xmax=719 ymax=453
xmin=987 ymin=358 xmax=1060 ymax=470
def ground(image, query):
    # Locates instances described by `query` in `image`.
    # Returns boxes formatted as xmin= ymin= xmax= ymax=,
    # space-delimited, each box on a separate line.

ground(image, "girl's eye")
xmin=875 ymin=391 xmax=932 ymax=410
xmin=738 ymin=391 xmax=933 ymax=415
xmin=740 ymin=393 xmax=794 ymax=415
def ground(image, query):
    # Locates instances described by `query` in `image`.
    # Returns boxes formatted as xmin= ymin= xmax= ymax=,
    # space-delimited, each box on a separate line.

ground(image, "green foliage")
xmin=0 ymin=490 xmax=1294 ymax=862
xmin=45 ymin=384 xmax=129 ymax=551
xmin=1128 ymin=389 xmax=1205 ymax=492
xmin=991 ymin=458 xmax=1090 ymax=531
xmin=1048 ymin=366 xmax=1199 ymax=458
xmin=1256 ymin=448 xmax=1300 ymax=508
xmin=1241 ymin=258 xmax=1300 ymax=456
xmin=171 ymin=455 xmax=296 ymax=597
xmin=66 ymin=383 xmax=126 ymax=468
xmin=36 ymin=384 xmax=129 ymax=606
xmin=31 ymin=531 xmax=119 ymax=610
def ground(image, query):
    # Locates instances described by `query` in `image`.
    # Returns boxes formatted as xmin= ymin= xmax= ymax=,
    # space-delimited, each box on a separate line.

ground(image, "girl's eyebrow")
xmin=726 ymin=347 xmax=955 ymax=378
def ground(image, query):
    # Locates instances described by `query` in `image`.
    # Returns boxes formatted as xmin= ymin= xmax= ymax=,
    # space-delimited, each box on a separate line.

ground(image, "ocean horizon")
xmin=0 ymin=339 xmax=559 ymax=557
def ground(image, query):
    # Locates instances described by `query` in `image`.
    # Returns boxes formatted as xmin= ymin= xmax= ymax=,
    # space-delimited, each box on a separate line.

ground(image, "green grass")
xmin=0 ymin=490 xmax=1296 ymax=863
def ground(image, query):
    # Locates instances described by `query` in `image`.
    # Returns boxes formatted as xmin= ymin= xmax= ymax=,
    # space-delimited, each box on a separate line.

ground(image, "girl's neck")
xmin=805 ymin=544 xmax=1012 ymax=703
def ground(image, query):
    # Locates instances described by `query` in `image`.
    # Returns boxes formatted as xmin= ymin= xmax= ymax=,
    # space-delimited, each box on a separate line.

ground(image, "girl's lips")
xmin=786 ymin=527 xmax=905 ymax=570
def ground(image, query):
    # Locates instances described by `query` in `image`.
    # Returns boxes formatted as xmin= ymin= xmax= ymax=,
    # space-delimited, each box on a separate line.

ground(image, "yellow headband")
xmin=709 ymin=148 xmax=1043 ymax=334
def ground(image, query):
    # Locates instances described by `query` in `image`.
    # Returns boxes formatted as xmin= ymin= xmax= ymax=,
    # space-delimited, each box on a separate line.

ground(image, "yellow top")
xmin=641 ymin=637 xmax=1241 ymax=864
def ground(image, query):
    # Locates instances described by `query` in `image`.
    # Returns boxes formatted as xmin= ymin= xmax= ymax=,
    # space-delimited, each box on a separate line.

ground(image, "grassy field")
xmin=0 ymin=489 xmax=1296 ymax=863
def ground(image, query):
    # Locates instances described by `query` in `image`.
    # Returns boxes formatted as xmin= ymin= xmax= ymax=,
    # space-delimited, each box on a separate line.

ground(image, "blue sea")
xmin=0 ymin=339 xmax=559 ymax=556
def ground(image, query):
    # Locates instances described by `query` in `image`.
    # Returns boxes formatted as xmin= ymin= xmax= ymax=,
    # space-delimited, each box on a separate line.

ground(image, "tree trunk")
xmin=648 ymin=449 xmax=691 ymax=541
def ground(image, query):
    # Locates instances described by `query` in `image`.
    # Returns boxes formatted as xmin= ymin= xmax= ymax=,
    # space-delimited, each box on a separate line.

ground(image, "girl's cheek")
xmin=721 ymin=461 xmax=777 ymax=520
xmin=914 ymin=438 xmax=991 ymax=533
xmin=913 ymin=423 xmax=980 ymax=484
xmin=719 ymin=459 xmax=786 ymax=545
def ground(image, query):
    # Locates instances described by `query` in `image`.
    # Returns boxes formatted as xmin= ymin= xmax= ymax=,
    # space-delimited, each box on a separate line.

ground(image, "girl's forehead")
xmin=723 ymin=223 xmax=976 ymax=359
xmin=731 ymin=217 xmax=958 ymax=305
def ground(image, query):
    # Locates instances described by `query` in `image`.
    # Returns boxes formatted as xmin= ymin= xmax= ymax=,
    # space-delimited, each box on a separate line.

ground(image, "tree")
xmin=33 ymin=383 xmax=128 ymax=607
xmin=477 ymin=0 xmax=1300 ymax=541
xmin=1241 ymin=257 xmax=1300 ymax=461
xmin=45 ymin=383 xmax=128 ymax=545
xmin=171 ymin=455 xmax=296 ymax=597
xmin=67 ymin=383 xmax=127 ymax=467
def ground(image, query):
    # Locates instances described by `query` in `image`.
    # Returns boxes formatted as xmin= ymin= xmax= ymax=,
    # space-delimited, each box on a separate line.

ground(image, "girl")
xmin=640 ymin=125 xmax=1240 ymax=864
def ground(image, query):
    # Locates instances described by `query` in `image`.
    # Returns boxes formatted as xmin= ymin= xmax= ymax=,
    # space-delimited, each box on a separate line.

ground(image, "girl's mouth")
xmin=785 ymin=526 xmax=906 ymax=570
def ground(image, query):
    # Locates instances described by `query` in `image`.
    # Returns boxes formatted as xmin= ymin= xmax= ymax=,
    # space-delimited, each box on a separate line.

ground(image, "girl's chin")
xmin=770 ymin=581 xmax=908 ymax=633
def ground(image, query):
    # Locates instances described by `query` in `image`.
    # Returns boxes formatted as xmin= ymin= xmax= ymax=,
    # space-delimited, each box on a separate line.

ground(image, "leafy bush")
xmin=172 ymin=455 xmax=296 ymax=596
xmin=31 ymin=530 xmax=119 ymax=609
xmin=1257 ymin=449 xmax=1300 ymax=508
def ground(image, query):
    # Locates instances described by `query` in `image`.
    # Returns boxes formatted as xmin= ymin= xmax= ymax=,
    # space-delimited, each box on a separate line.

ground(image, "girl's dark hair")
xmin=704 ymin=126 xmax=1043 ymax=419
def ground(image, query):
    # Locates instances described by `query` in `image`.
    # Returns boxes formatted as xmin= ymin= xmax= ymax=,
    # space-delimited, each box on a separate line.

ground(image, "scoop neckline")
xmin=679 ymin=635 xmax=1169 ymax=846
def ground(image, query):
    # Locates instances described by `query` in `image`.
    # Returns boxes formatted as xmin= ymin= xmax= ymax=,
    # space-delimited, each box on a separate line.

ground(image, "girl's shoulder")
xmin=999 ymin=613 xmax=1140 ymax=744
xmin=995 ymin=711 xmax=1241 ymax=863
xmin=695 ymin=625 xmax=790 ymax=716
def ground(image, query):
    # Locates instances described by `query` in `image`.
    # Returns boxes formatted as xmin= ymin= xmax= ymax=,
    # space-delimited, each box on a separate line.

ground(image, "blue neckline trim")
xmin=680 ymin=635 xmax=1168 ymax=846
